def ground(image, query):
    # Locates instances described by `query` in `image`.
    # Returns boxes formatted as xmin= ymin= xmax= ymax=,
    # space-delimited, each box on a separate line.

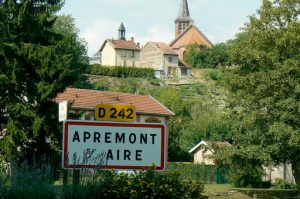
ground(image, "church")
xmin=92 ymin=0 xmax=213 ymax=78
xmin=170 ymin=0 xmax=213 ymax=60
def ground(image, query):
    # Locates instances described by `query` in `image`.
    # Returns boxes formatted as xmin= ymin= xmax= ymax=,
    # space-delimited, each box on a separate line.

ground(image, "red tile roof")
xmin=169 ymin=24 xmax=213 ymax=48
xmin=149 ymin=42 xmax=178 ymax=55
xmin=55 ymin=88 xmax=174 ymax=116
xmin=100 ymin=39 xmax=141 ymax=51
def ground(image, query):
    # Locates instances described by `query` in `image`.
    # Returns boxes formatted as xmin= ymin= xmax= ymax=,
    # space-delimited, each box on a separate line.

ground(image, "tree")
xmin=0 ymin=0 xmax=88 ymax=168
xmin=184 ymin=43 xmax=232 ymax=68
xmin=219 ymin=0 xmax=300 ymax=193
xmin=180 ymin=111 xmax=233 ymax=152
xmin=209 ymin=43 xmax=232 ymax=68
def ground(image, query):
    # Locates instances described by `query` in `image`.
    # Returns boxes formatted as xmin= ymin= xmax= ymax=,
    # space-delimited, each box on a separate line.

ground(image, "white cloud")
xmin=82 ymin=20 xmax=174 ymax=56
xmin=132 ymin=25 xmax=174 ymax=47
xmin=81 ymin=18 xmax=120 ymax=56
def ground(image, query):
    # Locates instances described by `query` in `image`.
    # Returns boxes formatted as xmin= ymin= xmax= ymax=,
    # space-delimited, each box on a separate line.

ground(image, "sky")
xmin=59 ymin=0 xmax=262 ymax=56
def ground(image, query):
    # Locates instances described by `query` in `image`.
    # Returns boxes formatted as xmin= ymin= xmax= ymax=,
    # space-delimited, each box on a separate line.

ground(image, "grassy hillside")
xmin=86 ymin=68 xmax=227 ymax=111
xmin=82 ymin=68 xmax=230 ymax=161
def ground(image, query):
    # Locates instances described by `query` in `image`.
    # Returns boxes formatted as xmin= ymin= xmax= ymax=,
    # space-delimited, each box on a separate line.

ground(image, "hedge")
xmin=166 ymin=162 xmax=229 ymax=184
xmin=87 ymin=64 xmax=155 ymax=78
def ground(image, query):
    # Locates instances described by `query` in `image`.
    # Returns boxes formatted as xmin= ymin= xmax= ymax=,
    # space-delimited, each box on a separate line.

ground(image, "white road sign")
xmin=59 ymin=101 xmax=68 ymax=122
xmin=63 ymin=120 xmax=166 ymax=170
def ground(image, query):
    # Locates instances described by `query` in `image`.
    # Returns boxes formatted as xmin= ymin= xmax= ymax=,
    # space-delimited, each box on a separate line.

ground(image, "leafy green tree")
xmin=0 ymin=0 xmax=87 ymax=167
xmin=209 ymin=43 xmax=232 ymax=68
xmin=219 ymin=0 xmax=300 ymax=193
xmin=184 ymin=44 xmax=202 ymax=68
xmin=184 ymin=43 xmax=232 ymax=68
xmin=180 ymin=112 xmax=233 ymax=152
xmin=155 ymin=88 xmax=191 ymax=161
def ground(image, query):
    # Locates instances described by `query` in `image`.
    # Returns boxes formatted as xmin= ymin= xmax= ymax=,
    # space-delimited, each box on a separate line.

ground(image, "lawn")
xmin=204 ymin=184 xmax=251 ymax=199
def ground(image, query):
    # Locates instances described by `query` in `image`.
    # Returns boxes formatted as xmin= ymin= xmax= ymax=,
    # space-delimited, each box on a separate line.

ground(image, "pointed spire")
xmin=177 ymin=0 xmax=191 ymax=19
xmin=118 ymin=22 xmax=126 ymax=31
xmin=175 ymin=0 xmax=194 ymax=38
xmin=118 ymin=22 xmax=126 ymax=40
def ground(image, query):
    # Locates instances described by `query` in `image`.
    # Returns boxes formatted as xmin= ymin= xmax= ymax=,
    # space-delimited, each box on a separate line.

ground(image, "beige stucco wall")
xmin=164 ymin=55 xmax=179 ymax=77
xmin=138 ymin=43 xmax=164 ymax=71
xmin=138 ymin=43 xmax=182 ymax=77
xmin=101 ymin=43 xmax=116 ymax=66
xmin=116 ymin=49 xmax=140 ymax=66
xmin=101 ymin=42 xmax=140 ymax=67
xmin=264 ymin=164 xmax=295 ymax=183
xmin=193 ymin=148 xmax=215 ymax=165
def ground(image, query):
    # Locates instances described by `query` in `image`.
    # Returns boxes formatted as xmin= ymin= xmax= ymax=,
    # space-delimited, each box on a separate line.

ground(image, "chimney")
xmin=137 ymin=42 xmax=140 ymax=48
xmin=131 ymin=37 xmax=134 ymax=42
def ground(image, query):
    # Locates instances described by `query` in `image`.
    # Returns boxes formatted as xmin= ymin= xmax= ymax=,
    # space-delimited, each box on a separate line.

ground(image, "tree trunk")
xmin=291 ymin=159 xmax=300 ymax=198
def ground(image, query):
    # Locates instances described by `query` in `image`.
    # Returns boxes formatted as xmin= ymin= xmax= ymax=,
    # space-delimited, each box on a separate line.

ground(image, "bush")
xmin=229 ymin=165 xmax=266 ymax=188
xmin=272 ymin=178 xmax=297 ymax=190
xmin=62 ymin=170 xmax=207 ymax=199
xmin=0 ymin=163 xmax=56 ymax=199
xmin=88 ymin=64 xmax=155 ymax=79
xmin=0 ymin=163 xmax=207 ymax=199
xmin=209 ymin=70 xmax=224 ymax=81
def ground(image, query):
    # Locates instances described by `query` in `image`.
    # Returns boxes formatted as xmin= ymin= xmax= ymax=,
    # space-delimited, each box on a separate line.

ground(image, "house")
xmin=138 ymin=42 xmax=191 ymax=78
xmin=54 ymin=88 xmax=174 ymax=126
xmin=264 ymin=164 xmax=295 ymax=183
xmin=189 ymin=140 xmax=231 ymax=165
xmin=99 ymin=23 xmax=141 ymax=67
xmin=89 ymin=51 xmax=101 ymax=65
xmin=189 ymin=140 xmax=295 ymax=183
xmin=170 ymin=0 xmax=213 ymax=60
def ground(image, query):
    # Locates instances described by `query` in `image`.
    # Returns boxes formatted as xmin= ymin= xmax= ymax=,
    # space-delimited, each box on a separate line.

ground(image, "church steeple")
xmin=177 ymin=0 xmax=190 ymax=19
xmin=175 ymin=0 xmax=194 ymax=38
xmin=118 ymin=22 xmax=126 ymax=40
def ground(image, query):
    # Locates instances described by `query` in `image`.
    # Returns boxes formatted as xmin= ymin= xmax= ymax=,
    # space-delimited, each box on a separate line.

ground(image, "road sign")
xmin=59 ymin=101 xmax=68 ymax=122
xmin=63 ymin=120 xmax=165 ymax=170
xmin=95 ymin=104 xmax=136 ymax=122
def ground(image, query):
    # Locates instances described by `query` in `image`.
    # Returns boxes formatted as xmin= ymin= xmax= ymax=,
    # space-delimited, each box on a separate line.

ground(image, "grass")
xmin=204 ymin=184 xmax=251 ymax=199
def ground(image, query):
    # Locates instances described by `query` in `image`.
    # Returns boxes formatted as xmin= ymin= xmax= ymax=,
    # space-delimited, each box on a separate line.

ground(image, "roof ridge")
xmin=169 ymin=24 xmax=213 ymax=47
xmin=67 ymin=87 xmax=146 ymax=97
xmin=148 ymin=95 xmax=175 ymax=116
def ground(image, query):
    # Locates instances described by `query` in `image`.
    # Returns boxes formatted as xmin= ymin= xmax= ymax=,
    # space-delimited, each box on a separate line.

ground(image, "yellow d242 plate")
xmin=95 ymin=104 xmax=136 ymax=122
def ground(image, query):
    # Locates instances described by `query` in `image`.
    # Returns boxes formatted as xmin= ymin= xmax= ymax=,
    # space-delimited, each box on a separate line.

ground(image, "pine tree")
xmin=0 ymin=0 xmax=87 ymax=166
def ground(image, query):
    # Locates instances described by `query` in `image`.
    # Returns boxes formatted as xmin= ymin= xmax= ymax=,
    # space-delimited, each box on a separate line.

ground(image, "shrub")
xmin=88 ymin=64 xmax=155 ymax=79
xmin=0 ymin=163 xmax=207 ymax=199
xmin=209 ymin=70 xmax=224 ymax=81
xmin=229 ymin=165 xmax=265 ymax=188
xmin=272 ymin=178 xmax=297 ymax=190
xmin=94 ymin=81 xmax=110 ymax=91
xmin=62 ymin=169 xmax=207 ymax=199
xmin=166 ymin=162 xmax=228 ymax=184
xmin=1 ymin=163 xmax=56 ymax=199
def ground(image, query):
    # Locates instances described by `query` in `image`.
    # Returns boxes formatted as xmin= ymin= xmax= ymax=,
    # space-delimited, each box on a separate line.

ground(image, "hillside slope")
xmin=86 ymin=69 xmax=227 ymax=111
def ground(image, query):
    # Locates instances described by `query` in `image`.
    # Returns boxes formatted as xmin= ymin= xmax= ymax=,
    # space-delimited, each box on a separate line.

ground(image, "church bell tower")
xmin=118 ymin=22 xmax=126 ymax=40
xmin=175 ymin=0 xmax=194 ymax=38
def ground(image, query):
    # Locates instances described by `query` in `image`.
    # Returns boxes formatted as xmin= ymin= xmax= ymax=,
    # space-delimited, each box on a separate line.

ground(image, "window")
xmin=168 ymin=56 xmax=173 ymax=63
xmin=181 ymin=68 xmax=188 ymax=76
xmin=130 ymin=50 xmax=135 ymax=58
xmin=122 ymin=50 xmax=126 ymax=57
